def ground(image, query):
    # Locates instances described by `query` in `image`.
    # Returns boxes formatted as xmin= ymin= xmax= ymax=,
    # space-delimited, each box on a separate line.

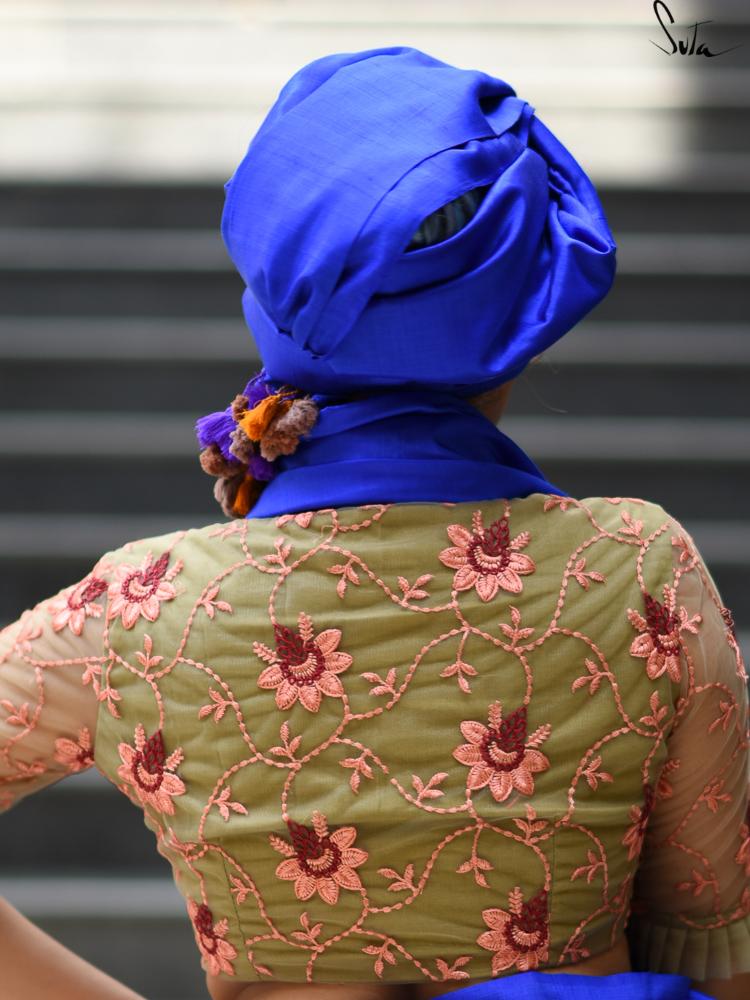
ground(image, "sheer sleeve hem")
xmin=628 ymin=910 xmax=750 ymax=981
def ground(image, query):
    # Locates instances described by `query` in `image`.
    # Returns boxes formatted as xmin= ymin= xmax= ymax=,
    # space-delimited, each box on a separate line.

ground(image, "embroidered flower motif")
xmin=47 ymin=575 xmax=108 ymax=635
xmin=627 ymin=587 xmax=701 ymax=683
xmin=477 ymin=887 xmax=549 ymax=973
xmin=187 ymin=899 xmax=237 ymax=976
xmin=438 ymin=511 xmax=535 ymax=601
xmin=54 ymin=726 xmax=94 ymax=772
xmin=116 ymin=724 xmax=185 ymax=814
xmin=453 ymin=702 xmax=550 ymax=802
xmin=622 ymin=784 xmax=655 ymax=861
xmin=269 ymin=811 xmax=367 ymax=905
xmin=254 ymin=612 xmax=352 ymax=712
xmin=107 ymin=552 xmax=180 ymax=630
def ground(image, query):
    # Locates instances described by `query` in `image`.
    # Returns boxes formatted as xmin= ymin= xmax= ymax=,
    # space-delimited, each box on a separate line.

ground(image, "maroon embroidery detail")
xmin=108 ymin=552 xmax=181 ymax=629
xmin=628 ymin=588 xmax=700 ymax=683
xmin=187 ymin=899 xmax=237 ymax=976
xmin=439 ymin=511 xmax=535 ymax=601
xmin=48 ymin=575 xmax=108 ymax=635
xmin=116 ymin=724 xmax=185 ymax=814
xmin=478 ymin=887 xmax=549 ymax=973
xmin=720 ymin=606 xmax=737 ymax=639
xmin=254 ymin=611 xmax=352 ymax=712
xmin=269 ymin=811 xmax=367 ymax=905
xmin=454 ymin=702 xmax=551 ymax=802
xmin=53 ymin=726 xmax=94 ymax=772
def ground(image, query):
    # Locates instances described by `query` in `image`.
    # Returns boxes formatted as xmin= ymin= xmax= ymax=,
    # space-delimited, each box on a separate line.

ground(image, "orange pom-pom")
xmin=230 ymin=473 xmax=263 ymax=517
xmin=239 ymin=393 xmax=294 ymax=440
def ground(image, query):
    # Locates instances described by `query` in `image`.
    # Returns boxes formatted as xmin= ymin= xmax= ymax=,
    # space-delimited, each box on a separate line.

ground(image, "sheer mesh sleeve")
xmin=627 ymin=517 xmax=750 ymax=980
xmin=0 ymin=556 xmax=114 ymax=813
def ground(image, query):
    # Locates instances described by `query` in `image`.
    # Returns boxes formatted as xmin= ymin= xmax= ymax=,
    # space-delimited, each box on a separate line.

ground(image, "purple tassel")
xmin=194 ymin=407 xmax=237 ymax=462
xmin=249 ymin=452 xmax=276 ymax=482
xmin=243 ymin=369 xmax=273 ymax=408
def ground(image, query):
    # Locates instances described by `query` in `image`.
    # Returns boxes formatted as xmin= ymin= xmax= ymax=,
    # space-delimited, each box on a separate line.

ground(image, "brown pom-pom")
xmin=199 ymin=443 xmax=241 ymax=478
xmin=213 ymin=470 xmax=247 ymax=519
xmin=260 ymin=398 xmax=319 ymax=461
xmin=231 ymin=393 xmax=250 ymax=422
xmin=228 ymin=425 xmax=255 ymax=464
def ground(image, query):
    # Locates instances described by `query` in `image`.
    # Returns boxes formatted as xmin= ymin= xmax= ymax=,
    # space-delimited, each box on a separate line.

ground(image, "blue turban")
xmin=221 ymin=45 xmax=616 ymax=398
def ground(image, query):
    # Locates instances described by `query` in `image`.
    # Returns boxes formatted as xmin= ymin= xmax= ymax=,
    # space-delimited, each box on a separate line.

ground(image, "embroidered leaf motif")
xmin=700 ymin=780 xmax=731 ymax=813
xmin=198 ymin=688 xmax=231 ymax=723
xmin=440 ymin=656 xmax=477 ymax=694
xmin=618 ymin=511 xmax=644 ymax=538
xmin=412 ymin=771 xmax=448 ymax=802
xmin=398 ymin=573 xmax=433 ymax=601
xmin=677 ymin=869 xmax=718 ymax=897
xmin=263 ymin=537 xmax=292 ymax=567
xmin=571 ymin=850 xmax=604 ymax=884
xmin=328 ymin=559 xmax=361 ymax=599
xmin=276 ymin=511 xmax=314 ymax=529
xmin=640 ymin=691 xmax=668 ymax=729
xmin=499 ymin=605 xmax=535 ymax=644
xmin=229 ymin=875 xmax=251 ymax=904
xmin=99 ymin=686 xmax=122 ymax=719
xmin=215 ymin=787 xmax=248 ymax=821
xmin=656 ymin=759 xmax=680 ymax=800
xmin=269 ymin=721 xmax=302 ymax=760
xmin=135 ymin=633 xmax=163 ymax=673
xmin=246 ymin=950 xmax=273 ymax=977
xmin=512 ymin=804 xmax=548 ymax=841
xmin=435 ymin=955 xmax=472 ymax=980
xmin=571 ymin=557 xmax=606 ymax=591
xmin=708 ymin=700 xmax=737 ymax=734
xmin=378 ymin=863 xmax=416 ymax=893
xmin=456 ymin=853 xmax=494 ymax=888
xmin=198 ymin=584 xmax=233 ymax=619
xmin=339 ymin=752 xmax=374 ymax=793
xmin=0 ymin=699 xmax=30 ymax=727
xmin=582 ymin=755 xmax=613 ymax=791
xmin=81 ymin=662 xmax=103 ymax=697
xmin=362 ymin=939 xmax=397 ymax=978
xmin=571 ymin=658 xmax=605 ymax=695
xmin=252 ymin=641 xmax=276 ymax=664
xmin=363 ymin=667 xmax=397 ymax=697
xmin=543 ymin=496 xmax=576 ymax=512
xmin=291 ymin=911 xmax=323 ymax=944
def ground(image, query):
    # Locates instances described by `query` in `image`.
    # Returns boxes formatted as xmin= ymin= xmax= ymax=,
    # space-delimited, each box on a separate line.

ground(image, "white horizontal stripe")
xmin=0 ymin=876 xmax=186 ymax=919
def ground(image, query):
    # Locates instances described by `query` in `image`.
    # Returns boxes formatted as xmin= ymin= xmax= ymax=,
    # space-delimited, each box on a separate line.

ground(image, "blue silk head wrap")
xmin=214 ymin=46 xmax=617 ymax=517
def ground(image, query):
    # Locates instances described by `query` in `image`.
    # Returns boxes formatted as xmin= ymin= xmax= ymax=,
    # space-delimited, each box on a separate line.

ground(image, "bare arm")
xmin=0 ymin=896 xmax=146 ymax=1000
xmin=692 ymin=971 xmax=750 ymax=1000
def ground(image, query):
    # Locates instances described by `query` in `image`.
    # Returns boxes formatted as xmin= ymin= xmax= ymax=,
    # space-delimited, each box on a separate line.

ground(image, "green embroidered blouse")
xmin=1 ymin=496 xmax=748 ymax=986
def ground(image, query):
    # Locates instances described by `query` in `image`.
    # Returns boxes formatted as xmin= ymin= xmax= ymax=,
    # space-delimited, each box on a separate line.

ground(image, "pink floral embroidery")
xmin=438 ymin=511 xmax=535 ymax=601
xmin=107 ymin=552 xmax=180 ymax=630
xmin=254 ymin=612 xmax=352 ymax=712
xmin=628 ymin=588 xmax=700 ymax=683
xmin=116 ymin=724 xmax=185 ymax=814
xmin=477 ymin=887 xmax=549 ymax=973
xmin=187 ymin=899 xmax=237 ymax=976
xmin=270 ymin=811 xmax=367 ymax=905
xmin=53 ymin=726 xmax=94 ymax=772
xmin=453 ymin=702 xmax=550 ymax=802
xmin=622 ymin=784 xmax=655 ymax=860
xmin=47 ymin=575 xmax=108 ymax=635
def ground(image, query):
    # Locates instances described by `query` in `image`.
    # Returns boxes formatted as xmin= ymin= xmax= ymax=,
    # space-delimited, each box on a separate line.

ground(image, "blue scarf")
xmin=247 ymin=390 xmax=567 ymax=518
xmin=198 ymin=47 xmax=616 ymax=518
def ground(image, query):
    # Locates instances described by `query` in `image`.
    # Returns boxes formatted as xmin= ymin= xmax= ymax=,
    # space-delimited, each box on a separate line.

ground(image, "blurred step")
xmin=3 ymin=183 xmax=750 ymax=234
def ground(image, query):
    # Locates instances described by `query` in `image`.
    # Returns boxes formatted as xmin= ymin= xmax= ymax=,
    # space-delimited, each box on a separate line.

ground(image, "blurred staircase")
xmin=1 ymin=3 xmax=749 ymax=998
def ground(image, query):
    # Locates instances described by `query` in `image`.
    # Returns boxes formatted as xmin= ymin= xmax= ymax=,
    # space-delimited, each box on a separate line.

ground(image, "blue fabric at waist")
xmin=446 ymin=971 xmax=712 ymax=1000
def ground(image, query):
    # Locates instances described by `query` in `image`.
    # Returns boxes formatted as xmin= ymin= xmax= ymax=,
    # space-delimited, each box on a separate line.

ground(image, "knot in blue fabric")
xmin=221 ymin=45 xmax=617 ymax=397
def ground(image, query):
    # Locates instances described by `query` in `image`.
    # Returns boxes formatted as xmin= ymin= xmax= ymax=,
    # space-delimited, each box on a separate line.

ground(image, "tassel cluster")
xmin=195 ymin=369 xmax=318 ymax=518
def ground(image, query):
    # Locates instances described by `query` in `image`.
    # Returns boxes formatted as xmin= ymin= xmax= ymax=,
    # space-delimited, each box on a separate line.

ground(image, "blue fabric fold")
xmin=222 ymin=45 xmax=616 ymax=398
xmin=445 ymin=971 xmax=712 ymax=1000
xmin=247 ymin=391 xmax=566 ymax=518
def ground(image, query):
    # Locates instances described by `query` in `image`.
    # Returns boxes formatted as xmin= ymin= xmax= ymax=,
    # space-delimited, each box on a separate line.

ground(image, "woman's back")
xmin=4 ymin=494 xmax=746 ymax=993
